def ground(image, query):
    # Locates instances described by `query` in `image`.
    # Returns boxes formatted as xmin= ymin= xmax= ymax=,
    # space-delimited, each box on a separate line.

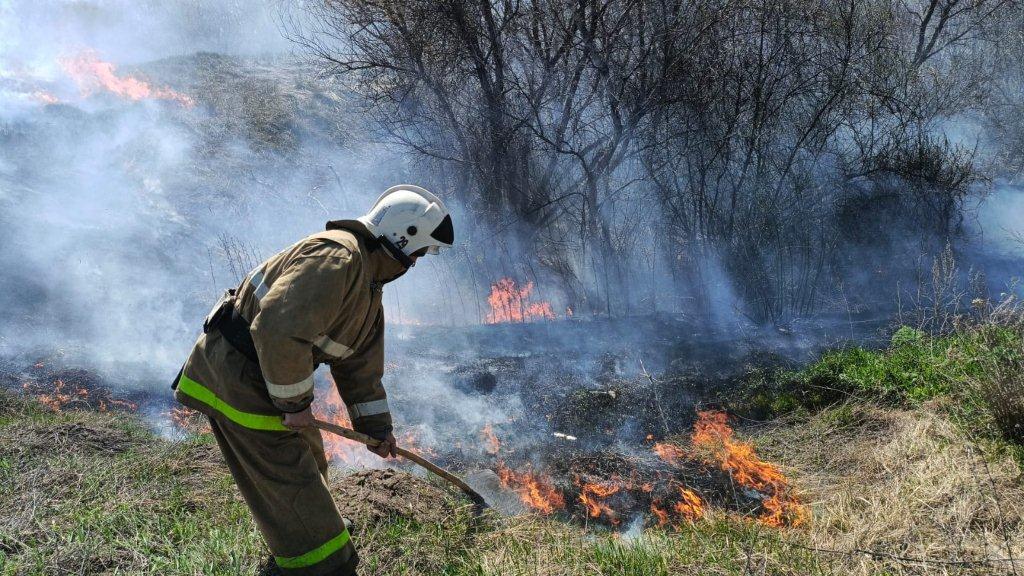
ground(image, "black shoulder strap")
xmin=325 ymin=220 xmax=380 ymax=252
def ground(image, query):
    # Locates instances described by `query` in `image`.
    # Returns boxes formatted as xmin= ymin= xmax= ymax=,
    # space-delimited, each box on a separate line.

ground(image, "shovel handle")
xmin=312 ymin=419 xmax=488 ymax=508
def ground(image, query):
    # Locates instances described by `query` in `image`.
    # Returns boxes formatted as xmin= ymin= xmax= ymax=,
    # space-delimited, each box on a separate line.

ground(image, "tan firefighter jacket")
xmin=174 ymin=220 xmax=406 ymax=437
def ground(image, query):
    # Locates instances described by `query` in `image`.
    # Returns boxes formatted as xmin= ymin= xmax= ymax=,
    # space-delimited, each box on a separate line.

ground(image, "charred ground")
xmin=2 ymin=309 xmax=1023 ymax=575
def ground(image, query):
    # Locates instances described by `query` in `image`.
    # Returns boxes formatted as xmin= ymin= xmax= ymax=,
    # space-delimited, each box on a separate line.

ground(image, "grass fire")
xmin=61 ymin=51 xmax=195 ymax=107
xmin=485 ymin=277 xmax=557 ymax=324
xmin=3 ymin=1 xmax=1024 ymax=575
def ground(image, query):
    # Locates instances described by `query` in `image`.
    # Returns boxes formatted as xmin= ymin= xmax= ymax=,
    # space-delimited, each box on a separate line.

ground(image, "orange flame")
xmin=496 ymin=464 xmax=566 ymax=514
xmin=650 ymin=502 xmax=670 ymax=526
xmin=760 ymin=493 xmax=809 ymax=528
xmin=481 ymin=424 xmax=501 ymax=455
xmin=312 ymin=376 xmax=432 ymax=466
xmin=23 ymin=377 xmax=138 ymax=413
xmin=313 ymin=381 xmax=369 ymax=466
xmin=652 ymin=442 xmax=687 ymax=466
xmin=691 ymin=410 xmax=807 ymax=526
xmin=578 ymin=481 xmax=621 ymax=524
xmin=673 ymin=487 xmax=704 ymax=521
xmin=691 ymin=411 xmax=786 ymax=491
xmin=169 ymin=405 xmax=212 ymax=433
xmin=485 ymin=278 xmax=556 ymax=323
xmin=33 ymin=378 xmax=71 ymax=411
xmin=33 ymin=90 xmax=60 ymax=104
xmin=60 ymin=51 xmax=194 ymax=107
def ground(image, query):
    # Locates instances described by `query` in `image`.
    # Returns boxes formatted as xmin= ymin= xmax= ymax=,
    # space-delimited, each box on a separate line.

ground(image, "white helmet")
xmin=357 ymin=185 xmax=454 ymax=266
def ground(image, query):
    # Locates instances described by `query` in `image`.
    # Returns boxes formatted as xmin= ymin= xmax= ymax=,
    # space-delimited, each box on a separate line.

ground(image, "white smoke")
xmin=0 ymin=0 xmax=462 ymax=384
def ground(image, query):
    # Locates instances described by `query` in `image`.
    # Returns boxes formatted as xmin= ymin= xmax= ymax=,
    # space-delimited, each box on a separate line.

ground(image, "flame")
xmin=32 ymin=378 xmax=72 ymax=411
xmin=23 ymin=377 xmax=137 ymax=413
xmin=485 ymin=278 xmax=556 ymax=323
xmin=691 ymin=411 xmax=786 ymax=491
xmin=313 ymin=381 xmax=366 ymax=465
xmin=312 ymin=376 xmax=432 ymax=466
xmin=169 ymin=405 xmax=212 ymax=433
xmin=673 ymin=487 xmax=704 ymax=521
xmin=481 ymin=424 xmax=501 ymax=455
xmin=577 ymin=481 xmax=621 ymax=524
xmin=60 ymin=51 xmax=194 ymax=107
xmin=33 ymin=90 xmax=60 ymax=104
xmin=496 ymin=464 xmax=566 ymax=514
xmin=690 ymin=410 xmax=807 ymax=526
xmin=760 ymin=493 xmax=809 ymax=528
xmin=650 ymin=502 xmax=670 ymax=526
xmin=652 ymin=442 xmax=687 ymax=466
xmin=650 ymin=489 xmax=703 ymax=527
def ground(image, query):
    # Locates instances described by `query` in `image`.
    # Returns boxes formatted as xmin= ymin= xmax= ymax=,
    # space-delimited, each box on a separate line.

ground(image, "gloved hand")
xmin=367 ymin=431 xmax=397 ymax=458
xmin=282 ymin=406 xmax=315 ymax=429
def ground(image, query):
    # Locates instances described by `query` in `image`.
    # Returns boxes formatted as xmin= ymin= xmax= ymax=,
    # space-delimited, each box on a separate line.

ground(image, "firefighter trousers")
xmin=207 ymin=416 xmax=358 ymax=576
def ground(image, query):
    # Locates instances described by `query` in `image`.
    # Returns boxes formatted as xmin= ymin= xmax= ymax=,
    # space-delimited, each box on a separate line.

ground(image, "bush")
xmin=791 ymin=325 xmax=1021 ymax=402
xmin=968 ymin=333 xmax=1024 ymax=444
xmin=736 ymin=322 xmax=1024 ymax=447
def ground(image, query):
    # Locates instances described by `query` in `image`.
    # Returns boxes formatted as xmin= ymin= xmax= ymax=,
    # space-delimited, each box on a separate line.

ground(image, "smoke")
xmin=0 ymin=0 xmax=293 ymax=64
xmin=974 ymin=184 xmax=1024 ymax=256
xmin=1 ymin=0 xmax=1021 ymax=473
xmin=0 ymin=1 xmax=453 ymax=384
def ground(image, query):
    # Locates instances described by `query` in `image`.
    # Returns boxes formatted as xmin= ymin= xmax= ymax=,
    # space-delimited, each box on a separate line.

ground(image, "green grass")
xmin=793 ymin=325 xmax=1023 ymax=402
xmin=738 ymin=323 xmax=1024 ymax=452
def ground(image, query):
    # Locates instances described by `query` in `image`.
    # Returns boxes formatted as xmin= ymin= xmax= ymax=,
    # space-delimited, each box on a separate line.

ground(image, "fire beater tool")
xmin=313 ymin=419 xmax=489 ymax=510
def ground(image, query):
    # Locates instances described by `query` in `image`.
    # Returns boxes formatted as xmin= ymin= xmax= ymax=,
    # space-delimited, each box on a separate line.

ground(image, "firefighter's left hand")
xmin=369 ymin=432 xmax=397 ymax=458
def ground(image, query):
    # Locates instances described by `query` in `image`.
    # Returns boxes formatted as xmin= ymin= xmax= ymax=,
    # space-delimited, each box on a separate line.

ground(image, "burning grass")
xmin=2 ymin=387 xmax=1022 ymax=574
xmin=61 ymin=50 xmax=195 ymax=107
xmin=485 ymin=277 xmax=557 ymax=323
xmin=3 ymin=314 xmax=1023 ymax=574
xmin=19 ymin=367 xmax=141 ymax=414
xmin=491 ymin=410 xmax=807 ymax=530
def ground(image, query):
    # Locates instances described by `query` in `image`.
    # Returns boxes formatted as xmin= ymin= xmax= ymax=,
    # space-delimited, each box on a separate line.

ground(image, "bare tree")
xmin=289 ymin=0 xmax=1013 ymax=324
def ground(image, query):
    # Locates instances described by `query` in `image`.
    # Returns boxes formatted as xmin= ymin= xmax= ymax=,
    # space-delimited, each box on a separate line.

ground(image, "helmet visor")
xmin=430 ymin=214 xmax=454 ymax=245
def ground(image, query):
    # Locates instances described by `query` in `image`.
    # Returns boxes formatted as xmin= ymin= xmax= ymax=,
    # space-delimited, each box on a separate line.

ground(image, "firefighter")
xmin=173 ymin=185 xmax=454 ymax=576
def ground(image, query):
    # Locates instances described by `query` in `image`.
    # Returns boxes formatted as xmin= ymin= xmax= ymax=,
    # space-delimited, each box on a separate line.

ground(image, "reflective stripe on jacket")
xmin=175 ymin=220 xmax=404 ymax=436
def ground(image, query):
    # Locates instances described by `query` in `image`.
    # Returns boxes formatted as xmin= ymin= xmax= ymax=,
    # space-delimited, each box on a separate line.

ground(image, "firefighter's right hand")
xmin=369 ymin=432 xmax=397 ymax=458
xmin=282 ymin=406 xmax=315 ymax=429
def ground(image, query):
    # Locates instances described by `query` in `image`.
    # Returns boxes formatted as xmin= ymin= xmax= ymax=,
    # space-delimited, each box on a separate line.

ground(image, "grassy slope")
xmin=2 ymin=323 xmax=1023 ymax=575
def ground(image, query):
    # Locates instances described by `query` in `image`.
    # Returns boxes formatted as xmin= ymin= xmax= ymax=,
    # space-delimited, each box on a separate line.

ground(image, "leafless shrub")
xmin=974 ymin=352 xmax=1024 ymax=444
xmin=287 ymin=0 xmax=1014 ymax=322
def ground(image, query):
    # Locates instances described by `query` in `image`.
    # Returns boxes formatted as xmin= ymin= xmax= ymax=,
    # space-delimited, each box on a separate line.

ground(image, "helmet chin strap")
xmin=377 ymin=235 xmax=415 ymax=269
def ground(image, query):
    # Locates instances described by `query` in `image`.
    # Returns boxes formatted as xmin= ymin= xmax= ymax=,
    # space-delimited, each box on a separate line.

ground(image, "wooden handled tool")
xmin=313 ymin=419 xmax=489 ymax=509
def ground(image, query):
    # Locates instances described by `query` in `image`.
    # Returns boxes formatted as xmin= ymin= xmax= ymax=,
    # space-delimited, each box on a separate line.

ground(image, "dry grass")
xmin=970 ymin=346 xmax=1024 ymax=445
xmin=759 ymin=403 xmax=1024 ymax=575
xmin=3 ymin=389 xmax=1023 ymax=575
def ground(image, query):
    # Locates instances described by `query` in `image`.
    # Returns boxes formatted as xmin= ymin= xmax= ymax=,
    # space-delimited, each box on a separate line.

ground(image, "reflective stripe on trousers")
xmin=348 ymin=398 xmax=389 ymax=419
xmin=176 ymin=373 xmax=289 ymax=432
xmin=276 ymin=529 xmax=352 ymax=570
